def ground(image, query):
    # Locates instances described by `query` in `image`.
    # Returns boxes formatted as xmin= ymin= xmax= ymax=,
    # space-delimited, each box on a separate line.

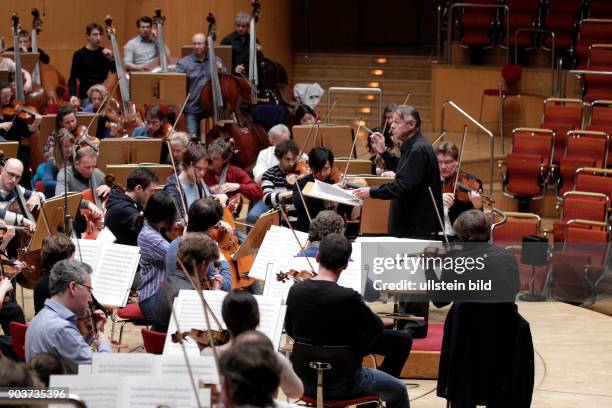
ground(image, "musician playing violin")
xmin=43 ymin=105 xmax=78 ymax=160
xmin=204 ymin=139 xmax=263 ymax=216
xmin=247 ymin=140 xmax=299 ymax=225
xmin=55 ymin=147 xmax=108 ymax=225
xmin=436 ymin=141 xmax=483 ymax=240
xmin=0 ymin=158 xmax=41 ymax=233
xmin=174 ymin=33 xmax=226 ymax=137
xmin=132 ymin=105 xmax=168 ymax=139
xmin=82 ymin=85 xmax=114 ymax=139
xmin=221 ymin=12 xmax=262 ymax=76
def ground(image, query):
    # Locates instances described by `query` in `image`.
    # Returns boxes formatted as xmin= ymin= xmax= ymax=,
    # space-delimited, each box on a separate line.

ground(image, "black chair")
xmin=291 ymin=342 xmax=381 ymax=408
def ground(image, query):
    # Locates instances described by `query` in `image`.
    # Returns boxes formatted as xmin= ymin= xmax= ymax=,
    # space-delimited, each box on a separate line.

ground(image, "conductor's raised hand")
xmin=369 ymin=132 xmax=386 ymax=154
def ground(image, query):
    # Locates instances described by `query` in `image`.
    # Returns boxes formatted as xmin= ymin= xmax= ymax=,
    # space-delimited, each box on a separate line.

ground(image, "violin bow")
xmin=452 ymin=125 xmax=469 ymax=196
xmin=428 ymin=186 xmax=450 ymax=246
xmin=81 ymin=94 xmax=110 ymax=141
xmin=166 ymin=93 xmax=191 ymax=221
xmin=278 ymin=204 xmax=317 ymax=276
xmin=339 ymin=119 xmax=363 ymax=187
xmin=401 ymin=93 xmax=411 ymax=106
xmin=293 ymin=180 xmax=312 ymax=224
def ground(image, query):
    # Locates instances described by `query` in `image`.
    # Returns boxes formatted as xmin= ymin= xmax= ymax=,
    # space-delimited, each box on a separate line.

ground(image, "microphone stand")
xmin=62 ymin=146 xmax=76 ymax=237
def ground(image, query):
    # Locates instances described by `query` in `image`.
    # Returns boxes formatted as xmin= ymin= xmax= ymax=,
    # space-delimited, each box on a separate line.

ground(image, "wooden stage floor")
xmin=406 ymin=301 xmax=612 ymax=407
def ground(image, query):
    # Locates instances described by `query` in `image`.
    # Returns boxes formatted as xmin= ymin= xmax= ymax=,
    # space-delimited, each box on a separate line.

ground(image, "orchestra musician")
xmin=436 ymin=141 xmax=483 ymax=241
xmin=204 ymin=139 xmax=263 ymax=216
xmin=253 ymin=124 xmax=291 ymax=185
xmin=43 ymin=105 xmax=79 ymax=160
xmin=164 ymin=144 xmax=229 ymax=220
xmin=221 ymin=12 xmax=261 ymax=75
xmin=6 ymin=29 xmax=51 ymax=64
xmin=0 ymin=273 xmax=25 ymax=361
xmin=124 ymin=16 xmax=169 ymax=72
xmin=354 ymin=105 xmax=442 ymax=239
xmin=0 ymin=157 xmax=42 ymax=232
xmin=33 ymin=128 xmax=74 ymax=197
xmin=55 ymin=147 xmax=109 ymax=224
xmin=132 ymin=105 xmax=167 ymax=138
xmin=0 ymin=43 xmax=33 ymax=93
xmin=167 ymin=131 xmax=190 ymax=172
xmin=247 ymin=140 xmax=299 ymax=225
xmin=295 ymin=104 xmax=316 ymax=126
xmin=68 ymin=22 xmax=116 ymax=107
xmin=174 ymin=33 xmax=226 ymax=137
xmin=82 ymin=84 xmax=114 ymax=139
xmin=285 ymin=233 xmax=410 ymax=408
xmin=104 ymin=167 xmax=159 ymax=247
xmin=25 ymin=259 xmax=111 ymax=373
xmin=153 ymin=232 xmax=230 ymax=333
xmin=369 ymin=104 xmax=396 ymax=175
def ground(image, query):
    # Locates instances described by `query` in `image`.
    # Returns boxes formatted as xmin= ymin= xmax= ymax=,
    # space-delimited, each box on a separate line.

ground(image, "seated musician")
xmin=291 ymin=147 xmax=353 ymax=233
xmin=285 ymin=234 xmax=409 ymax=408
xmin=82 ymin=85 xmax=114 ymax=139
xmin=252 ymin=124 xmax=291 ymax=185
xmin=124 ymin=16 xmax=168 ymax=72
xmin=136 ymin=191 xmax=176 ymax=318
xmin=295 ymin=104 xmax=316 ymax=126
xmin=132 ymin=105 xmax=167 ymax=138
xmin=0 ymin=157 xmax=43 ymax=232
xmin=33 ymin=128 xmax=74 ymax=198
xmin=55 ymin=147 xmax=108 ymax=225
xmin=164 ymin=197 xmax=232 ymax=284
xmin=369 ymin=104 xmax=397 ymax=175
xmin=6 ymin=29 xmax=51 ymax=64
xmin=436 ymin=141 xmax=483 ymax=241
xmin=43 ymin=105 xmax=79 ymax=160
xmin=221 ymin=12 xmax=261 ymax=76
xmin=247 ymin=140 xmax=299 ymax=225
xmin=197 ymin=290 xmax=304 ymax=399
xmin=0 ymin=268 xmax=26 ymax=361
xmin=167 ymin=131 xmax=190 ymax=172
xmin=204 ymin=139 xmax=263 ymax=216
xmin=25 ymin=259 xmax=111 ymax=373
xmin=164 ymin=144 xmax=229 ymax=220
xmin=153 ymin=232 xmax=230 ymax=333
xmin=104 ymin=167 xmax=158 ymax=246
xmin=0 ymin=43 xmax=33 ymax=93
xmin=0 ymin=81 xmax=42 ymax=188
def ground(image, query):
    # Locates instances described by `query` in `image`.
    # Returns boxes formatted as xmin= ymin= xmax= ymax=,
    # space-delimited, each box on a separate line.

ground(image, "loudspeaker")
xmin=520 ymin=235 xmax=548 ymax=266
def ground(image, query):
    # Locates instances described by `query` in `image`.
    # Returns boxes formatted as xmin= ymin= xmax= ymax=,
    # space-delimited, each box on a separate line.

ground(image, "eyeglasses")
xmin=4 ymin=171 xmax=22 ymax=181
xmin=76 ymin=282 xmax=94 ymax=293
xmin=438 ymin=159 xmax=456 ymax=166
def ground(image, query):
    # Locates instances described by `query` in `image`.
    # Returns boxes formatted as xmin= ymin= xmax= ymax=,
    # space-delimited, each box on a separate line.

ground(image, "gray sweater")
xmin=55 ymin=166 xmax=105 ymax=209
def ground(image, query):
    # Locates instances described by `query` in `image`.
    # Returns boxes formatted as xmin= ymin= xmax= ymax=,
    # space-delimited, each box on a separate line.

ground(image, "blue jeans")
xmin=139 ymin=294 xmax=157 ymax=319
xmin=306 ymin=368 xmax=409 ymax=408
xmin=185 ymin=112 xmax=207 ymax=137
xmin=247 ymin=199 xmax=271 ymax=225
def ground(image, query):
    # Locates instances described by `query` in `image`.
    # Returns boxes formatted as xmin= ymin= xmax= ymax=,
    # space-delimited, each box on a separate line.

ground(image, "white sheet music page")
xmin=157 ymin=355 xmax=219 ymax=384
xmin=92 ymin=243 xmax=140 ymax=307
xmin=122 ymin=375 xmax=205 ymax=408
xmin=73 ymin=239 xmax=101 ymax=278
xmin=91 ymin=353 xmax=157 ymax=376
xmin=249 ymin=225 xmax=309 ymax=280
xmin=49 ymin=375 xmax=121 ymax=408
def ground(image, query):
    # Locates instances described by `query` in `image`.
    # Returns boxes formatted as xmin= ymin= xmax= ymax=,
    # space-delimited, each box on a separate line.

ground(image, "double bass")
xmin=200 ymin=13 xmax=269 ymax=171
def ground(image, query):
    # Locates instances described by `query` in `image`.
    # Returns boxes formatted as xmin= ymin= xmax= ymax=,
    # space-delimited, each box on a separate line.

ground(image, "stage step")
xmin=293 ymin=52 xmax=433 ymax=68
xmin=294 ymin=65 xmax=432 ymax=81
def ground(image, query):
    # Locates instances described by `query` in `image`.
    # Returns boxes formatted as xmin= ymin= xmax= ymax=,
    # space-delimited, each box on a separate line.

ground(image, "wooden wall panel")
xmin=0 ymin=0 xmax=291 ymax=83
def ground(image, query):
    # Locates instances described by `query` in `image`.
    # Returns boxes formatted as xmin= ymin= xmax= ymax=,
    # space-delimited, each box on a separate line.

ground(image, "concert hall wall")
xmin=0 ymin=0 xmax=292 ymax=82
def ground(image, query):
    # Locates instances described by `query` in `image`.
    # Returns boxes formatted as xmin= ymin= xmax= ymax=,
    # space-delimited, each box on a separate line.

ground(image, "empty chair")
xmin=574 ymin=167 xmax=612 ymax=202
xmin=492 ymin=211 xmax=548 ymax=293
xmin=556 ymin=130 xmax=609 ymax=195
xmin=459 ymin=0 xmax=500 ymax=48
xmin=553 ymin=191 xmax=609 ymax=242
xmin=589 ymin=0 xmax=612 ymax=19
xmin=502 ymin=0 xmax=542 ymax=48
xmin=499 ymin=127 xmax=554 ymax=200
xmin=540 ymin=98 xmax=585 ymax=162
xmin=543 ymin=0 xmax=584 ymax=53
xmin=141 ymin=328 xmax=166 ymax=354
xmin=575 ymin=19 xmax=612 ymax=67
xmin=548 ymin=220 xmax=611 ymax=304
xmin=9 ymin=321 xmax=27 ymax=361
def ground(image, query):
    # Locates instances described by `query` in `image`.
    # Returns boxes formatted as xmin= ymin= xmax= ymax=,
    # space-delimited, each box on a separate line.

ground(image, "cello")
xmin=200 ymin=13 xmax=269 ymax=171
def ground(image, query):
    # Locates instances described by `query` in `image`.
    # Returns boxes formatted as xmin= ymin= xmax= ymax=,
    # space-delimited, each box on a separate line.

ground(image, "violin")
xmin=77 ymin=304 xmax=102 ymax=344
xmin=153 ymin=122 xmax=173 ymax=141
xmin=285 ymin=162 xmax=310 ymax=185
xmin=171 ymin=328 xmax=230 ymax=352
xmin=1 ymin=100 xmax=38 ymax=124
xmin=276 ymin=269 xmax=315 ymax=283
xmin=443 ymin=170 xmax=494 ymax=205
xmin=74 ymin=125 xmax=100 ymax=150
xmin=329 ymin=168 xmax=368 ymax=189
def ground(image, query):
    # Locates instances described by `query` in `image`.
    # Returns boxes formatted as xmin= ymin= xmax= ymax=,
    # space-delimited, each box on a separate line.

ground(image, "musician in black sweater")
xmin=68 ymin=23 xmax=115 ymax=107
xmin=285 ymin=234 xmax=410 ymax=408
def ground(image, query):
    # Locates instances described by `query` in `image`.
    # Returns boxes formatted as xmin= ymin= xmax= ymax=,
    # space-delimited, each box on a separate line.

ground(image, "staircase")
xmin=292 ymin=52 xmax=434 ymax=154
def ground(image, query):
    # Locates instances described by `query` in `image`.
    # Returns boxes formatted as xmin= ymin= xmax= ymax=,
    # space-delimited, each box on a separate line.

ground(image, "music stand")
xmin=180 ymin=45 xmax=232 ymax=66
xmin=2 ymin=52 xmax=39 ymax=74
xmin=75 ymin=113 xmax=100 ymax=131
xmin=130 ymin=72 xmax=186 ymax=106
xmin=105 ymin=164 xmax=174 ymax=186
xmin=0 ymin=142 xmax=19 ymax=159
xmin=334 ymin=158 xmax=374 ymax=175
xmin=130 ymin=139 xmax=163 ymax=163
xmin=232 ymin=209 xmax=280 ymax=260
xmin=358 ymin=176 xmax=394 ymax=236
xmin=29 ymin=192 xmax=82 ymax=251
xmin=518 ymin=235 xmax=548 ymax=302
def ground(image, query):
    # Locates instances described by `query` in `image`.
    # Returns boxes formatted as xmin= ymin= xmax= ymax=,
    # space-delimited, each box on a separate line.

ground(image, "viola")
xmin=1 ymin=100 xmax=38 ymax=124
xmin=443 ymin=170 xmax=494 ymax=205
xmin=276 ymin=269 xmax=315 ymax=283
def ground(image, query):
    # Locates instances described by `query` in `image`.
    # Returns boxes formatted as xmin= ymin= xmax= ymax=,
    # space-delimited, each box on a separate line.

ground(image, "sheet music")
xmin=249 ymin=225 xmax=309 ymax=280
xmin=77 ymin=364 xmax=91 ymax=375
xmin=50 ymin=375 xmax=121 ymax=408
xmin=97 ymin=227 xmax=117 ymax=244
xmin=306 ymin=179 xmax=363 ymax=206
xmin=92 ymin=353 xmax=157 ymax=376
xmin=164 ymin=290 xmax=285 ymax=354
xmin=73 ymin=239 xmax=101 ymax=278
xmin=122 ymin=376 xmax=205 ymax=408
xmin=157 ymin=355 xmax=219 ymax=384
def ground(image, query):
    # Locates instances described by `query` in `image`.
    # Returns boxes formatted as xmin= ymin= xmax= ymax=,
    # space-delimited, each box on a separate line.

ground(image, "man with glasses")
xmin=221 ymin=12 xmax=262 ymax=75
xmin=25 ymin=259 xmax=111 ymax=373
xmin=0 ymin=158 xmax=43 ymax=233
xmin=436 ymin=141 xmax=482 ymax=240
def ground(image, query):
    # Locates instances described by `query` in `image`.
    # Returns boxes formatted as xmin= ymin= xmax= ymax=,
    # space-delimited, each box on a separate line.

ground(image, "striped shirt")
xmin=262 ymin=165 xmax=293 ymax=206
xmin=137 ymin=222 xmax=170 ymax=302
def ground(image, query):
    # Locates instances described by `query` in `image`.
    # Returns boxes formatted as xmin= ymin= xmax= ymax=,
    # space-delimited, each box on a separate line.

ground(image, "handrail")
xmin=488 ymin=207 xmax=508 ymax=243
xmin=327 ymin=87 xmax=382 ymax=125
xmin=514 ymin=28 xmax=555 ymax=95
xmin=439 ymin=100 xmax=495 ymax=193
xmin=555 ymin=56 xmax=564 ymax=97
xmin=447 ymin=3 xmax=510 ymax=64
xmin=570 ymin=69 xmax=612 ymax=76
xmin=0 ymin=393 xmax=87 ymax=407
